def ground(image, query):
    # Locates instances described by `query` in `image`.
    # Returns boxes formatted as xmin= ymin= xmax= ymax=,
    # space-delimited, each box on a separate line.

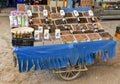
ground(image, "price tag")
xmin=70 ymin=30 xmax=73 ymax=34
xmin=62 ymin=18 xmax=65 ymax=23
xmin=77 ymin=18 xmax=80 ymax=22
xmin=99 ymin=38 xmax=102 ymax=40
xmin=81 ymin=29 xmax=85 ymax=33
xmin=38 ymin=26 xmax=43 ymax=33
xmin=55 ymin=29 xmax=61 ymax=39
xmin=94 ymin=29 xmax=98 ymax=32
xmin=44 ymin=29 xmax=49 ymax=40
xmin=43 ymin=10 xmax=48 ymax=17
xmin=91 ymin=17 xmax=95 ymax=21
xmin=27 ymin=10 xmax=32 ymax=16
xmin=60 ymin=10 xmax=65 ymax=16
xmin=93 ymin=23 xmax=97 ymax=28
xmin=64 ymin=25 xmax=67 ymax=29
xmin=74 ymin=40 xmax=77 ymax=43
xmin=73 ymin=10 xmax=79 ymax=17
xmin=45 ymin=18 xmax=49 ymax=22
xmin=79 ymin=25 xmax=83 ymax=29
xmin=87 ymin=39 xmax=90 ymax=42
xmin=34 ymin=30 xmax=40 ymax=40
xmin=48 ymin=26 xmax=50 ymax=30
xmin=88 ymin=10 xmax=94 ymax=16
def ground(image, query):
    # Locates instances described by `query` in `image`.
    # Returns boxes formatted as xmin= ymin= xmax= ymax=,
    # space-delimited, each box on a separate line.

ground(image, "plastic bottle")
xmin=17 ymin=13 xmax=22 ymax=27
xmin=21 ymin=14 xmax=25 ymax=27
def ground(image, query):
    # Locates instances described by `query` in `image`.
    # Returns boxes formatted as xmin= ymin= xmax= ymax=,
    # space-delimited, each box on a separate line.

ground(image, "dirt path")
xmin=0 ymin=17 xmax=120 ymax=84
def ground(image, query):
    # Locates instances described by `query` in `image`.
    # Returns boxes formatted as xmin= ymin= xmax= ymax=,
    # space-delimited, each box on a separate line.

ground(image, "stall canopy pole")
xmin=63 ymin=0 xmax=65 ymax=8
xmin=48 ymin=0 xmax=50 ymax=6
xmin=56 ymin=0 xmax=58 ymax=8
xmin=63 ymin=0 xmax=68 ymax=8
xmin=65 ymin=0 xmax=68 ymax=8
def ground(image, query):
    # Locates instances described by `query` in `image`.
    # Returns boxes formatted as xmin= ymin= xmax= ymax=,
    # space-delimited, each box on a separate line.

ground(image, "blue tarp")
xmin=13 ymin=40 xmax=117 ymax=72
xmin=63 ymin=8 xmax=91 ymax=12
xmin=17 ymin=0 xmax=24 ymax=4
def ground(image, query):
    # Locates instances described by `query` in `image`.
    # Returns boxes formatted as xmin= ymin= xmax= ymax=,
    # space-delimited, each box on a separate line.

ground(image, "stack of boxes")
xmin=80 ymin=0 xmax=92 ymax=8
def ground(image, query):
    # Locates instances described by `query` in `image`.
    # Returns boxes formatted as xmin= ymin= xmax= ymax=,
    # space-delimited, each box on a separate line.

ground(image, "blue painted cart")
xmin=13 ymin=40 xmax=117 ymax=80
xmin=13 ymin=8 xmax=117 ymax=80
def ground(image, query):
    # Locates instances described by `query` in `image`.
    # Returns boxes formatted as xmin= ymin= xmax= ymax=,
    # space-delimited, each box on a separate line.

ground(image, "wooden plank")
xmin=56 ymin=0 xmax=58 ymax=8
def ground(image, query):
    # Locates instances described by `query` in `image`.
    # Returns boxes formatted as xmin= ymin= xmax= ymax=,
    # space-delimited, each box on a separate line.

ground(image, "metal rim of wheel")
xmin=56 ymin=70 xmax=80 ymax=81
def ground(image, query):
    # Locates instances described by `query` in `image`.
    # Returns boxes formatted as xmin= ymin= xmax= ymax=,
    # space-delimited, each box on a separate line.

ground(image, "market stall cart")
xmin=10 ymin=7 xmax=117 ymax=80
xmin=13 ymin=40 xmax=116 ymax=80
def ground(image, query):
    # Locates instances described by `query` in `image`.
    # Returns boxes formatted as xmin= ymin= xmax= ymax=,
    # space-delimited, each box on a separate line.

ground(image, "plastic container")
xmin=12 ymin=38 xmax=34 ymax=46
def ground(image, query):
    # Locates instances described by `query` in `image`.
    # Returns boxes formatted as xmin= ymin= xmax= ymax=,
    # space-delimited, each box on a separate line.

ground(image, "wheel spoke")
xmin=65 ymin=72 xmax=68 ymax=78
xmin=71 ymin=71 xmax=76 ymax=76
xmin=61 ymin=73 xmax=65 ymax=77
xmin=62 ymin=72 xmax=67 ymax=77
xmin=66 ymin=72 xmax=71 ymax=78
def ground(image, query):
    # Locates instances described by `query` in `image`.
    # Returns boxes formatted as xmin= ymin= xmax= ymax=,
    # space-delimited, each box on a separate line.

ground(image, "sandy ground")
xmin=0 ymin=17 xmax=120 ymax=84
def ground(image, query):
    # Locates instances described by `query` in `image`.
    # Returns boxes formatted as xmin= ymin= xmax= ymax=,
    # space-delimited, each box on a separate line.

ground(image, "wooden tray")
xmin=87 ymin=33 xmax=102 ymax=41
xmin=11 ymin=27 xmax=34 ymax=34
xmin=61 ymin=35 xmax=75 ymax=43
xmin=74 ymin=34 xmax=89 ymax=42
xmin=99 ymin=32 xmax=113 ymax=40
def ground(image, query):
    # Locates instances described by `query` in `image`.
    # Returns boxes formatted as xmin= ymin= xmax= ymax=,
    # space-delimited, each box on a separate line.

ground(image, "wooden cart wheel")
xmin=56 ymin=70 xmax=80 ymax=81
xmin=55 ymin=66 xmax=83 ymax=81
xmin=54 ymin=65 xmax=88 ymax=80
